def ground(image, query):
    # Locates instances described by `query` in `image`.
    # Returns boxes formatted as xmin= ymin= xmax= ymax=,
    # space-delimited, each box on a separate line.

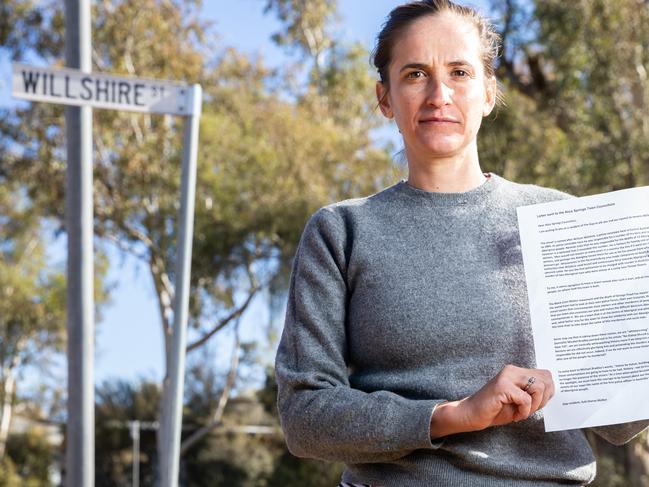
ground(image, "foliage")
xmin=0 ymin=186 xmax=66 ymax=376
xmin=0 ymin=181 xmax=90 ymax=464
xmin=95 ymin=380 xmax=161 ymax=487
xmin=0 ymin=456 xmax=22 ymax=487
xmin=0 ymin=171 xmax=109 ymax=464
xmin=482 ymin=0 xmax=649 ymax=196
xmin=3 ymin=429 xmax=56 ymax=486
xmin=0 ymin=0 xmax=62 ymax=59
xmin=265 ymin=451 xmax=344 ymax=487
xmin=93 ymin=374 xmax=344 ymax=487
xmin=264 ymin=0 xmax=337 ymax=81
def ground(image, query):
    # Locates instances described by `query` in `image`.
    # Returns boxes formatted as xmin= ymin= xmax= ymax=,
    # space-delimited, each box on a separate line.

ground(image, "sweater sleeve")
xmin=588 ymin=420 xmax=649 ymax=446
xmin=275 ymin=208 xmax=445 ymax=464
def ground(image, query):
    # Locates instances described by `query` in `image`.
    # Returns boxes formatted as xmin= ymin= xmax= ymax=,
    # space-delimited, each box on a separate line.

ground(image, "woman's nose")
xmin=426 ymin=78 xmax=452 ymax=107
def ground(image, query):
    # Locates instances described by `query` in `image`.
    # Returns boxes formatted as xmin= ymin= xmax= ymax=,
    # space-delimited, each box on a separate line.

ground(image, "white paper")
xmin=517 ymin=186 xmax=649 ymax=432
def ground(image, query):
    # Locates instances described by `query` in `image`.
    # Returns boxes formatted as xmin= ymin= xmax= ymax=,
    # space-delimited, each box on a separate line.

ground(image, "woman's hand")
xmin=430 ymin=365 xmax=555 ymax=439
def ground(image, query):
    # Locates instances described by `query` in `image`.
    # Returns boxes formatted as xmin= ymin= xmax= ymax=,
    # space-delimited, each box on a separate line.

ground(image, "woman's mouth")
xmin=419 ymin=116 xmax=460 ymax=124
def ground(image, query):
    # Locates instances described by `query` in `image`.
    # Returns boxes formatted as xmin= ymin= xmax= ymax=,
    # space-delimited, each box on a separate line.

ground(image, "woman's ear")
xmin=483 ymin=77 xmax=497 ymax=117
xmin=376 ymin=81 xmax=393 ymax=119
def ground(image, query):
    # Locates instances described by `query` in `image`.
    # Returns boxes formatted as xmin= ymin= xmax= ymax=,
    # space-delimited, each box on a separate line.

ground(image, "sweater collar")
xmin=395 ymin=173 xmax=501 ymax=206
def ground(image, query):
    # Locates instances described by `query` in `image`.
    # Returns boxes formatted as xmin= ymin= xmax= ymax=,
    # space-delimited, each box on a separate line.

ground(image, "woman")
xmin=275 ymin=1 xmax=648 ymax=485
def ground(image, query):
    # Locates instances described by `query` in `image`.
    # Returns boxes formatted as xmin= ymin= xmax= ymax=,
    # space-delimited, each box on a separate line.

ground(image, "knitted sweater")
xmin=275 ymin=174 xmax=649 ymax=486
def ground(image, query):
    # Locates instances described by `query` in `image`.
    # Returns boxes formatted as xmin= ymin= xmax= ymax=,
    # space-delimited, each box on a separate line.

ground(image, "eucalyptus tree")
xmin=481 ymin=0 xmax=649 ymax=196
xmin=0 ymin=186 xmax=65 ymax=461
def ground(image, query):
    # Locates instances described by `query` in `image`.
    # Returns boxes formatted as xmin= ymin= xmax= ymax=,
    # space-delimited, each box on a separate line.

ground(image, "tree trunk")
xmin=0 ymin=368 xmax=17 ymax=460
xmin=180 ymin=325 xmax=241 ymax=456
xmin=149 ymin=255 xmax=173 ymax=482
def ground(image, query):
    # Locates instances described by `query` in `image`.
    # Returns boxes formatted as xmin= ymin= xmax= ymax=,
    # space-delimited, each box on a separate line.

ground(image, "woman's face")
xmin=376 ymin=13 xmax=496 ymax=162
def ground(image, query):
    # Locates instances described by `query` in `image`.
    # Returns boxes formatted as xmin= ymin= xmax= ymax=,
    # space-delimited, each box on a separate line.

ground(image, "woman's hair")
xmin=372 ymin=0 xmax=502 ymax=89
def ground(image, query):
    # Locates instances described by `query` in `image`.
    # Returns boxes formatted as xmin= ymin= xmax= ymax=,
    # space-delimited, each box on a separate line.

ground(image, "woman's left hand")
xmin=430 ymin=364 xmax=555 ymax=439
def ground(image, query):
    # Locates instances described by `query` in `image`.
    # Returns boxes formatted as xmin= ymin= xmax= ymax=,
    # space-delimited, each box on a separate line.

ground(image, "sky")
xmin=1 ymin=0 xmax=489 ymax=391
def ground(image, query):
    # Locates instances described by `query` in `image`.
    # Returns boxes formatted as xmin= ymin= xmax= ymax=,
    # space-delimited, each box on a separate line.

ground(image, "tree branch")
xmin=186 ymin=284 xmax=259 ymax=353
xmin=496 ymin=0 xmax=547 ymax=100
xmin=100 ymin=232 xmax=150 ymax=262
xmin=180 ymin=320 xmax=241 ymax=456
xmin=149 ymin=251 xmax=174 ymax=358
xmin=0 ymin=337 xmax=26 ymax=460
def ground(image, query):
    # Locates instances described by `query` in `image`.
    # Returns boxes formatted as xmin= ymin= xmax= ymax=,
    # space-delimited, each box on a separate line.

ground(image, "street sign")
xmin=12 ymin=63 xmax=192 ymax=115
xmin=12 ymin=40 xmax=202 ymax=487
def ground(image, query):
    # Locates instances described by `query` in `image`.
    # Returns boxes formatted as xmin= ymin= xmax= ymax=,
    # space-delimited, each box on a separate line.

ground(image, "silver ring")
xmin=523 ymin=376 xmax=536 ymax=392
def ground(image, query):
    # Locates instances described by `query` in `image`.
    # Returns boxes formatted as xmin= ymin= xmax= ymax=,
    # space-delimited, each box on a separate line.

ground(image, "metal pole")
xmin=64 ymin=1 xmax=94 ymax=486
xmin=160 ymin=84 xmax=202 ymax=487
xmin=130 ymin=420 xmax=141 ymax=487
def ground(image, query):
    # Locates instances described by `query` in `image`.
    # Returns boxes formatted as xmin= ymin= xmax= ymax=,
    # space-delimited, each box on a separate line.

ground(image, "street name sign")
xmin=12 ymin=63 xmax=192 ymax=115
xmin=12 ymin=58 xmax=202 ymax=487
xmin=11 ymin=58 xmax=202 ymax=487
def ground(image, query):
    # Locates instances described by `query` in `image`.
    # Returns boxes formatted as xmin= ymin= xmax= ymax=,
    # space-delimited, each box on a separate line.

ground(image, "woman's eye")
xmin=451 ymin=69 xmax=469 ymax=78
xmin=406 ymin=71 xmax=426 ymax=79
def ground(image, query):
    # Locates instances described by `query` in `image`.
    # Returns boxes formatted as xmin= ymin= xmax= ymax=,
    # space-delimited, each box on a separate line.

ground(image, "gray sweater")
xmin=275 ymin=174 xmax=648 ymax=486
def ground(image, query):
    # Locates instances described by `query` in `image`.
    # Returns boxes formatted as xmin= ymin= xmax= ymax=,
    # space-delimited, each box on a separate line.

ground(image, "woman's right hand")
xmin=430 ymin=364 xmax=555 ymax=439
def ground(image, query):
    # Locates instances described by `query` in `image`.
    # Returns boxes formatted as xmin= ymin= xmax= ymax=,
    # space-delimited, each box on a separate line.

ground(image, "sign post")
xmin=13 ymin=62 xmax=201 ymax=487
xmin=159 ymin=83 xmax=202 ymax=487
xmin=64 ymin=1 xmax=93 ymax=485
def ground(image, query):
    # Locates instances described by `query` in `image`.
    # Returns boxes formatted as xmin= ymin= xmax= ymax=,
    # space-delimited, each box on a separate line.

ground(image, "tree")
xmin=0 ymin=183 xmax=109 ymax=472
xmin=264 ymin=0 xmax=337 ymax=86
xmin=3 ymin=428 xmax=57 ymax=486
xmin=0 ymin=184 xmax=66 ymax=462
xmin=482 ymin=0 xmax=649 ymax=195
